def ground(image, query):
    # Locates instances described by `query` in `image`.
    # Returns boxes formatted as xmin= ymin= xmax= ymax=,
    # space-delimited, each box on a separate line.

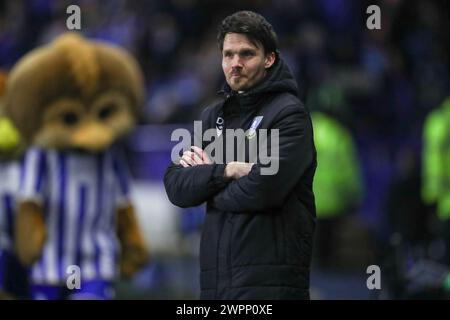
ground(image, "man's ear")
xmin=264 ymin=52 xmax=276 ymax=69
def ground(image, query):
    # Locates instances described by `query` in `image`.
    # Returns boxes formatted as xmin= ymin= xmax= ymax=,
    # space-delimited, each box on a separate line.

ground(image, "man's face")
xmin=222 ymin=33 xmax=275 ymax=92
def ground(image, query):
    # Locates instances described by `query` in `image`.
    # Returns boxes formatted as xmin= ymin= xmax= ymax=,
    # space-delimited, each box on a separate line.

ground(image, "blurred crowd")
xmin=1 ymin=0 xmax=449 ymax=299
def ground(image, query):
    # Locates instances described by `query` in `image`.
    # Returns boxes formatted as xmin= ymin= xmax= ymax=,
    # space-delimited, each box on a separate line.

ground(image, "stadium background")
xmin=0 ymin=0 xmax=449 ymax=299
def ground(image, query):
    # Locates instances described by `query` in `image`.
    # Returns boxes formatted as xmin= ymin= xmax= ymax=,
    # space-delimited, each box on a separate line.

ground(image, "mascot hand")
xmin=15 ymin=201 xmax=47 ymax=266
xmin=117 ymin=204 xmax=150 ymax=279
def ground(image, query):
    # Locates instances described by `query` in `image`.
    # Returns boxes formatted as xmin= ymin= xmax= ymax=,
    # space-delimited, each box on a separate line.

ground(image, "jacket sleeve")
xmin=163 ymin=106 xmax=230 ymax=208
xmin=211 ymin=104 xmax=315 ymax=213
xmin=164 ymin=163 xmax=228 ymax=208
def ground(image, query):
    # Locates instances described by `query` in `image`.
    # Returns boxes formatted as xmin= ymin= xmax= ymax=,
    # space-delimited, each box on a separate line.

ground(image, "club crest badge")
xmin=246 ymin=116 xmax=263 ymax=139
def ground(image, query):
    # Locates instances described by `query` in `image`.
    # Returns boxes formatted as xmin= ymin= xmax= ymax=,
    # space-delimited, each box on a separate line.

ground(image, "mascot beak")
xmin=72 ymin=122 xmax=115 ymax=152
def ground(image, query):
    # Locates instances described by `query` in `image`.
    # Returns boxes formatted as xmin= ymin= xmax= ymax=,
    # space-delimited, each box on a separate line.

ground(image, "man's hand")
xmin=224 ymin=162 xmax=254 ymax=180
xmin=178 ymin=147 xmax=253 ymax=180
xmin=180 ymin=146 xmax=213 ymax=167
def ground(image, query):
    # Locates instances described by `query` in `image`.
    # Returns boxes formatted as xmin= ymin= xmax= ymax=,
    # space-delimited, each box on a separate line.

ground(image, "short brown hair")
xmin=217 ymin=11 xmax=279 ymax=58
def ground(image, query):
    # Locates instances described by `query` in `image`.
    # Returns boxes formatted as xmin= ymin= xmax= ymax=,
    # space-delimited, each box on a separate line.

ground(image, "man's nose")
xmin=231 ymin=55 xmax=242 ymax=68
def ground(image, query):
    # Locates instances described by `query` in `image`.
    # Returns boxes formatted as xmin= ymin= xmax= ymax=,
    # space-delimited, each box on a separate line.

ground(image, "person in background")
xmin=311 ymin=111 xmax=363 ymax=269
xmin=422 ymin=97 xmax=450 ymax=264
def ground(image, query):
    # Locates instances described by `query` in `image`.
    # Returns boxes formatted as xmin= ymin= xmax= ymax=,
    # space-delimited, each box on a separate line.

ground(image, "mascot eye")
xmin=98 ymin=104 xmax=117 ymax=120
xmin=62 ymin=112 xmax=79 ymax=126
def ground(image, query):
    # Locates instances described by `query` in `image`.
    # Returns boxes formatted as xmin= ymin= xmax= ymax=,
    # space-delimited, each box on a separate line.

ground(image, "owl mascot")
xmin=4 ymin=33 xmax=149 ymax=300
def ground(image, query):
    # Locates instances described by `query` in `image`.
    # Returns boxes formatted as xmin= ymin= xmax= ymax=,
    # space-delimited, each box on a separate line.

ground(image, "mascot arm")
xmin=15 ymin=200 xmax=46 ymax=266
xmin=116 ymin=203 xmax=149 ymax=279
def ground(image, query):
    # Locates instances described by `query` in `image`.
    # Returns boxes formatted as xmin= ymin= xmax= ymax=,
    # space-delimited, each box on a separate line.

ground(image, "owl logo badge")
xmin=246 ymin=116 xmax=263 ymax=139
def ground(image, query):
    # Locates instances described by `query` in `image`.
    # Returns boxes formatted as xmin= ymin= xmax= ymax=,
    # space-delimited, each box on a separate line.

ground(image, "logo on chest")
xmin=246 ymin=116 xmax=264 ymax=140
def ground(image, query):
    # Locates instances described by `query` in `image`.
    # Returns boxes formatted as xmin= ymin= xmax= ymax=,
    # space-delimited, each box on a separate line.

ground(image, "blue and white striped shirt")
xmin=0 ymin=159 xmax=22 ymax=252
xmin=20 ymin=147 xmax=131 ymax=285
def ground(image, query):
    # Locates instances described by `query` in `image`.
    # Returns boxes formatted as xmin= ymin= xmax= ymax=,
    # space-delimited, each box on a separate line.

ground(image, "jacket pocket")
xmin=200 ymin=211 xmax=225 ymax=271
xmin=216 ymin=213 xmax=234 ymax=273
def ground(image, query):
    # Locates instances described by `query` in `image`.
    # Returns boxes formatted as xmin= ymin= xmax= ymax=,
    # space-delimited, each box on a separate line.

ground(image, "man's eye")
xmin=61 ymin=112 xmax=79 ymax=126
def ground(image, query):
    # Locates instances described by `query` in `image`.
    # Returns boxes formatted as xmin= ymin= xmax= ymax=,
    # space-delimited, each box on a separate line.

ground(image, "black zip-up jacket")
xmin=164 ymin=58 xmax=317 ymax=299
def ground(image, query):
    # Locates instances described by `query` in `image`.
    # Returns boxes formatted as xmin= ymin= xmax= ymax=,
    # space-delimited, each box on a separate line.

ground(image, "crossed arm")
xmin=163 ymin=146 xmax=253 ymax=208
xmin=180 ymin=146 xmax=253 ymax=180
xmin=164 ymin=106 xmax=314 ymax=213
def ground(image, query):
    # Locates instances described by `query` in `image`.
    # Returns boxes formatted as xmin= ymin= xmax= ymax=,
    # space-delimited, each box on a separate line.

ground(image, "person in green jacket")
xmin=422 ymin=97 xmax=450 ymax=264
xmin=311 ymin=111 xmax=364 ymax=268
xmin=422 ymin=97 xmax=450 ymax=221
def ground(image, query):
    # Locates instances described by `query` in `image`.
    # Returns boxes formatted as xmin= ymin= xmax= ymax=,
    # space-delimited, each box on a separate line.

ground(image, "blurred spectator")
xmin=311 ymin=111 xmax=364 ymax=269
xmin=422 ymin=97 xmax=450 ymax=264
